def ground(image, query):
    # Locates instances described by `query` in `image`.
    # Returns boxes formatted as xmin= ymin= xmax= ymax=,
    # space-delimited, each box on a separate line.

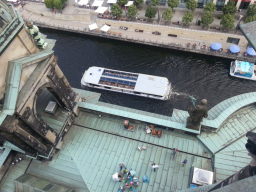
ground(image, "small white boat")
xmin=81 ymin=67 xmax=172 ymax=100
xmin=230 ymin=60 xmax=256 ymax=80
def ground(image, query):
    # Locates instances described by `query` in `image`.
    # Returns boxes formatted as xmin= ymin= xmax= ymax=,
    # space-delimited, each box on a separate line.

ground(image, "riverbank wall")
xmin=31 ymin=20 xmax=256 ymax=63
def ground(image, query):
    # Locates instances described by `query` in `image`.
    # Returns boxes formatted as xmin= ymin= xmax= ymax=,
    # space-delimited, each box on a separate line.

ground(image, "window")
xmin=227 ymin=37 xmax=240 ymax=45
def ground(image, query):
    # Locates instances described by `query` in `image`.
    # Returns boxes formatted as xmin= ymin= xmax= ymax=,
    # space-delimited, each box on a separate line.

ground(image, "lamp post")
xmin=235 ymin=15 xmax=243 ymax=33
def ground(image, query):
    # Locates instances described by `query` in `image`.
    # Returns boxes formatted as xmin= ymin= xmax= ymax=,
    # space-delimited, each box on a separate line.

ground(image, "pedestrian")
xmin=119 ymin=162 xmax=126 ymax=171
xmin=182 ymin=159 xmax=187 ymax=166
xmin=54 ymin=9 xmax=56 ymax=14
xmin=172 ymin=148 xmax=178 ymax=155
xmin=151 ymin=163 xmax=159 ymax=172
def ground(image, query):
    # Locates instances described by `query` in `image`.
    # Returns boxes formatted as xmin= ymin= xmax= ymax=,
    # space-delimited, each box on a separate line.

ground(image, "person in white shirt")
xmin=151 ymin=163 xmax=159 ymax=172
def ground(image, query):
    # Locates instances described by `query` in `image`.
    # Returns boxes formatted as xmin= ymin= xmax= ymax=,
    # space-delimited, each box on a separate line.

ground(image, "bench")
xmin=172 ymin=22 xmax=180 ymax=25
xmin=168 ymin=34 xmax=177 ymax=37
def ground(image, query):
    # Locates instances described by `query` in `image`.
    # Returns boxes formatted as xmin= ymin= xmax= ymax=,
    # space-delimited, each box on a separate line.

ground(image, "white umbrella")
xmin=100 ymin=25 xmax=111 ymax=32
xmin=92 ymin=0 xmax=103 ymax=7
xmin=89 ymin=23 xmax=98 ymax=30
xmin=125 ymin=1 xmax=133 ymax=6
xmin=95 ymin=6 xmax=108 ymax=13
xmin=107 ymin=0 xmax=117 ymax=3
xmin=78 ymin=0 xmax=88 ymax=5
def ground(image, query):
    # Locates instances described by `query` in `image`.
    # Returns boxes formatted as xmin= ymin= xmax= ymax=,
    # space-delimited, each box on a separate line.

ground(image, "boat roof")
xmin=82 ymin=67 xmax=169 ymax=96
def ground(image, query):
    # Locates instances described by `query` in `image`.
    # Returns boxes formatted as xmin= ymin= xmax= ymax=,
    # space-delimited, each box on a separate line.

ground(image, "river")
xmin=41 ymin=28 xmax=254 ymax=116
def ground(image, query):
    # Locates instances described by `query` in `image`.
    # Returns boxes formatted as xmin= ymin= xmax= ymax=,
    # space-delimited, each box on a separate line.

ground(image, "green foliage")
xmin=44 ymin=0 xmax=54 ymax=9
xmin=185 ymin=0 xmax=197 ymax=12
xmin=117 ymin=0 xmax=128 ymax=6
xmin=167 ymin=0 xmax=179 ymax=10
xmin=150 ymin=0 xmax=160 ymax=6
xmin=53 ymin=0 xmax=63 ymax=9
xmin=201 ymin=11 xmax=214 ymax=27
xmin=145 ymin=5 xmax=157 ymax=19
xmin=133 ymin=0 xmax=144 ymax=6
xmin=162 ymin=8 xmax=173 ymax=20
xmin=222 ymin=0 xmax=237 ymax=15
xmin=111 ymin=4 xmax=123 ymax=17
xmin=203 ymin=2 xmax=216 ymax=13
xmin=246 ymin=4 xmax=256 ymax=17
xmin=127 ymin=5 xmax=138 ymax=18
xmin=245 ymin=15 xmax=256 ymax=23
xmin=182 ymin=11 xmax=193 ymax=25
xmin=220 ymin=14 xmax=235 ymax=30
xmin=61 ymin=0 xmax=67 ymax=3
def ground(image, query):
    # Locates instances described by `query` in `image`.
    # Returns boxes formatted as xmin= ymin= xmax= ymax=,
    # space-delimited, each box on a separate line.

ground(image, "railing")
xmin=27 ymin=19 xmax=256 ymax=63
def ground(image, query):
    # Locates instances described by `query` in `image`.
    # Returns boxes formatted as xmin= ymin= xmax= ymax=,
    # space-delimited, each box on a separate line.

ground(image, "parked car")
xmin=152 ymin=31 xmax=161 ymax=35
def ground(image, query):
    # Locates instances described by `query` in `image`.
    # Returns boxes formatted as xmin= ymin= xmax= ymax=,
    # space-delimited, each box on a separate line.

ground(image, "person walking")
xmin=151 ymin=163 xmax=159 ymax=172
xmin=119 ymin=162 xmax=126 ymax=171
xmin=54 ymin=9 xmax=56 ymax=14
xmin=182 ymin=159 xmax=187 ymax=166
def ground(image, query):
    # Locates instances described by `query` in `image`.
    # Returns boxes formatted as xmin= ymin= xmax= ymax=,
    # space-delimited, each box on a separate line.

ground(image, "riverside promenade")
xmin=19 ymin=1 xmax=256 ymax=63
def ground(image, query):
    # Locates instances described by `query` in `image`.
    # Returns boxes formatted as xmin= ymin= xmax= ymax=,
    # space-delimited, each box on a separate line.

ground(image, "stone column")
xmin=236 ymin=0 xmax=242 ymax=8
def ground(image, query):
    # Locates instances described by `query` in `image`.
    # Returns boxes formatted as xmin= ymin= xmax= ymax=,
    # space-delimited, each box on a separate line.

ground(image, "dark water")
xmin=41 ymin=28 xmax=255 ymax=116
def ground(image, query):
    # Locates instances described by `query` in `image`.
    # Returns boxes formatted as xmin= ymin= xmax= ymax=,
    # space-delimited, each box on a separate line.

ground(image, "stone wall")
xmin=0 ymin=27 xmax=38 ymax=100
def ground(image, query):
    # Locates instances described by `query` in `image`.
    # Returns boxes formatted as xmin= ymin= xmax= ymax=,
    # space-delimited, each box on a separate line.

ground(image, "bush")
xmin=247 ymin=4 xmax=256 ymax=17
xmin=245 ymin=15 xmax=256 ymax=23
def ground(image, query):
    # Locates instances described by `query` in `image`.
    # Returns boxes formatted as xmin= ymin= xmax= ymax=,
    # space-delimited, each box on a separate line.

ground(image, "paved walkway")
xmin=19 ymin=1 xmax=256 ymax=63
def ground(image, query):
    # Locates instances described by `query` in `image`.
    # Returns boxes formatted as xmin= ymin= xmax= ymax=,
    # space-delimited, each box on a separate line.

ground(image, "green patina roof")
xmin=240 ymin=21 xmax=256 ymax=50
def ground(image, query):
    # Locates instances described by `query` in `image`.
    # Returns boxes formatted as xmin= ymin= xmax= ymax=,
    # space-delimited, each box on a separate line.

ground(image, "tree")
xmin=162 ymin=8 xmax=173 ymax=21
xmin=127 ymin=5 xmax=138 ymax=18
xmin=186 ymin=0 xmax=197 ymax=12
xmin=222 ymin=1 xmax=237 ymax=15
xmin=150 ymin=0 xmax=160 ymax=21
xmin=150 ymin=0 xmax=160 ymax=6
xmin=245 ymin=15 xmax=256 ymax=23
xmin=167 ymin=0 xmax=179 ymax=10
xmin=133 ymin=0 xmax=144 ymax=7
xmin=201 ymin=11 xmax=214 ymax=27
xmin=247 ymin=4 xmax=256 ymax=17
xmin=111 ymin=4 xmax=123 ymax=17
xmin=44 ymin=0 xmax=54 ymax=9
xmin=182 ymin=11 xmax=193 ymax=25
xmin=145 ymin=5 xmax=157 ymax=19
xmin=220 ymin=14 xmax=235 ymax=30
xmin=61 ymin=0 xmax=67 ymax=3
xmin=203 ymin=2 xmax=216 ymax=13
xmin=117 ymin=0 xmax=128 ymax=6
xmin=53 ymin=0 xmax=63 ymax=9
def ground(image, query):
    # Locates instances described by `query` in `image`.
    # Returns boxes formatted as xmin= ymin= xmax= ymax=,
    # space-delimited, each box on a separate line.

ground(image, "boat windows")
xmin=134 ymin=91 xmax=141 ymax=95
xmin=98 ymin=76 xmax=136 ymax=90
xmin=104 ymin=86 xmax=111 ymax=89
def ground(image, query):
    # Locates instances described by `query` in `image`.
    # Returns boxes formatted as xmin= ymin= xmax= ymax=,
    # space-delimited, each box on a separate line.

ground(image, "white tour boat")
xmin=230 ymin=60 xmax=256 ymax=80
xmin=81 ymin=67 xmax=172 ymax=100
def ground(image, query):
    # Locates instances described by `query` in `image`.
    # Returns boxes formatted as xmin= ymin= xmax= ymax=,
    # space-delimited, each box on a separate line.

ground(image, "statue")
xmin=186 ymin=98 xmax=208 ymax=130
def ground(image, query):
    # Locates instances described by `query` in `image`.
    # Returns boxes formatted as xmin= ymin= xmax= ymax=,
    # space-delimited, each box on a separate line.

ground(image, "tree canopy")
xmin=150 ymin=0 xmax=160 ymax=6
xmin=162 ymin=8 xmax=173 ymax=21
xmin=111 ymin=4 xmax=123 ymax=17
xmin=44 ymin=0 xmax=54 ymax=9
xmin=53 ymin=0 xmax=63 ymax=9
xmin=186 ymin=0 xmax=197 ymax=12
xmin=220 ymin=14 xmax=235 ymax=30
xmin=201 ymin=11 xmax=214 ymax=27
xmin=133 ymin=0 xmax=144 ymax=6
xmin=244 ymin=15 xmax=256 ymax=23
xmin=61 ymin=0 xmax=67 ymax=4
xmin=247 ymin=4 xmax=256 ymax=17
xmin=203 ymin=2 xmax=216 ymax=13
xmin=167 ymin=0 xmax=179 ymax=10
xmin=182 ymin=11 xmax=193 ymax=25
xmin=117 ymin=0 xmax=129 ymax=6
xmin=127 ymin=5 xmax=138 ymax=18
xmin=145 ymin=5 xmax=157 ymax=19
xmin=222 ymin=1 xmax=237 ymax=15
